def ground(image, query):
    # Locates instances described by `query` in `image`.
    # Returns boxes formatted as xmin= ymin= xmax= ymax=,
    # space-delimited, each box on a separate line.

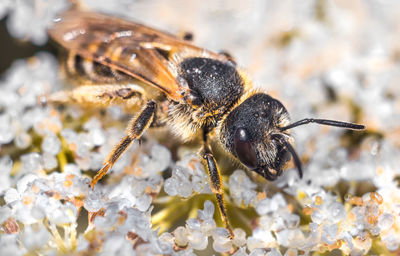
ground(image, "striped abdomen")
xmin=62 ymin=51 xmax=134 ymax=85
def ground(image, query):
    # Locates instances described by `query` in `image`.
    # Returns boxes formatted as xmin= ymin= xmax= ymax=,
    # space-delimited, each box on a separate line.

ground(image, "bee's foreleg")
xmin=202 ymin=143 xmax=234 ymax=238
xmin=90 ymin=100 xmax=156 ymax=188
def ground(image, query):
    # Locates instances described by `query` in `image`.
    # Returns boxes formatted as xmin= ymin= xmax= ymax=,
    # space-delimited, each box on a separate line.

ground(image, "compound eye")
xmin=234 ymin=128 xmax=258 ymax=169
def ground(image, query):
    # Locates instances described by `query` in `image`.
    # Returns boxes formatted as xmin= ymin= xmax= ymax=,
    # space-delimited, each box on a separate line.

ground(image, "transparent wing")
xmin=48 ymin=10 xmax=225 ymax=101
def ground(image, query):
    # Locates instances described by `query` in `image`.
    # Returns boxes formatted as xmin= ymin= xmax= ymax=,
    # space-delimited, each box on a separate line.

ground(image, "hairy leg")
xmin=49 ymin=84 xmax=145 ymax=109
xmin=90 ymin=100 xmax=156 ymax=188
xmin=202 ymin=130 xmax=234 ymax=238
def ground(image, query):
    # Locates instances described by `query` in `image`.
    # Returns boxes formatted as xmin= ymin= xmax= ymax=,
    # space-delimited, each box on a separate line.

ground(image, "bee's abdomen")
xmin=63 ymin=52 xmax=132 ymax=84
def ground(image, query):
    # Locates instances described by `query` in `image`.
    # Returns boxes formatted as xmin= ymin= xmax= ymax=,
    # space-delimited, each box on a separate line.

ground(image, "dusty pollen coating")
xmin=48 ymin=10 xmax=365 ymax=237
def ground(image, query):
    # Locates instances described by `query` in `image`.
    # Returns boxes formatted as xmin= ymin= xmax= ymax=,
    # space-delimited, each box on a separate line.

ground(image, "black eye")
xmin=234 ymin=128 xmax=258 ymax=169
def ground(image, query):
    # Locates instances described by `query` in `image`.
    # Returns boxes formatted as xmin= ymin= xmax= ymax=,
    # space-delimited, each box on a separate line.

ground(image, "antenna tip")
xmin=352 ymin=124 xmax=366 ymax=130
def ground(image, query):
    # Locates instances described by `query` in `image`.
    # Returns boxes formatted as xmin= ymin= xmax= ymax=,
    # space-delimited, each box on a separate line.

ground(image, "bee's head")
xmin=220 ymin=93 xmax=365 ymax=181
xmin=220 ymin=93 xmax=300 ymax=181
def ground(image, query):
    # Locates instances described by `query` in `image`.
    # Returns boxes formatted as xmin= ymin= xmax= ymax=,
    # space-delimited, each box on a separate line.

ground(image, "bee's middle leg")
xmin=90 ymin=100 xmax=156 ymax=188
xmin=202 ymin=135 xmax=234 ymax=238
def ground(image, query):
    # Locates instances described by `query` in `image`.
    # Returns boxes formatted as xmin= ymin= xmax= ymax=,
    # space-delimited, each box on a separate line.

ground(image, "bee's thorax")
xmin=164 ymin=57 xmax=246 ymax=141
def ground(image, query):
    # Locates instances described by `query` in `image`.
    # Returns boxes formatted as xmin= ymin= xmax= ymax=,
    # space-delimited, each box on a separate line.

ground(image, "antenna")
xmin=282 ymin=139 xmax=303 ymax=179
xmin=272 ymin=134 xmax=303 ymax=179
xmin=280 ymin=118 xmax=365 ymax=131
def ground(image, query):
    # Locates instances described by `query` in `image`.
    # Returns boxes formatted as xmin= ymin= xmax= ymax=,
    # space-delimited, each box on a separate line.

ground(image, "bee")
xmin=48 ymin=10 xmax=365 ymax=237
